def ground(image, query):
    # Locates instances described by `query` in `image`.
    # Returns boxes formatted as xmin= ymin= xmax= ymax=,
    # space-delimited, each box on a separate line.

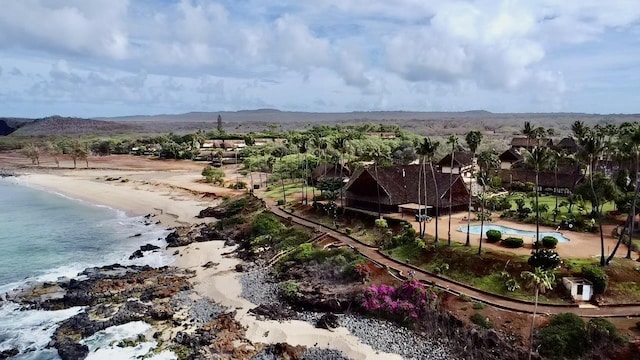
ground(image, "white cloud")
xmin=1 ymin=0 xmax=640 ymax=116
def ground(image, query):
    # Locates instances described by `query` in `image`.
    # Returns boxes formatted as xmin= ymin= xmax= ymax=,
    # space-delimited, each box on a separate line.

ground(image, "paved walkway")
xmin=261 ymin=198 xmax=640 ymax=318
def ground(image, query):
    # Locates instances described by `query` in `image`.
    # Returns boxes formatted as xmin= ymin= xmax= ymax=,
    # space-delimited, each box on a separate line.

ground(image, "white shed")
xmin=562 ymin=277 xmax=593 ymax=302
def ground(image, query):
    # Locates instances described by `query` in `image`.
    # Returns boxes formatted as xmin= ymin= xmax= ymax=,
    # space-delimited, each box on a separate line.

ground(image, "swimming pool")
xmin=459 ymin=224 xmax=570 ymax=243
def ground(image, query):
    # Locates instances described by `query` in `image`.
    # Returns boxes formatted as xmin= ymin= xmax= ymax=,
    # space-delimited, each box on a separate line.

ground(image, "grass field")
xmin=504 ymin=194 xmax=616 ymax=219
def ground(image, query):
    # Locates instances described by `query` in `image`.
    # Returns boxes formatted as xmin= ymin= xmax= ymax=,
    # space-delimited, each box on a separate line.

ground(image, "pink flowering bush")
xmin=362 ymin=280 xmax=437 ymax=321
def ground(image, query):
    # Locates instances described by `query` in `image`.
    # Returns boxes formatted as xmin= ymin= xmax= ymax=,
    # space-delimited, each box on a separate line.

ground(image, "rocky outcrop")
xmin=249 ymin=304 xmax=297 ymax=321
xmin=129 ymin=244 xmax=161 ymax=259
xmin=165 ymin=224 xmax=226 ymax=247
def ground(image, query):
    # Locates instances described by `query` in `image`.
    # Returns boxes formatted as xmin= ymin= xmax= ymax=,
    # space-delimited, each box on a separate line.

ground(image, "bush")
xmin=458 ymin=293 xmax=471 ymax=302
xmin=202 ymin=165 xmax=225 ymax=184
xmin=538 ymin=313 xmax=587 ymax=359
xmin=581 ymin=265 xmax=608 ymax=295
xmin=375 ymin=218 xmax=388 ymax=228
xmin=277 ymin=199 xmax=285 ymax=205
xmin=251 ymin=213 xmax=284 ymax=236
xmin=470 ymin=313 xmax=493 ymax=329
xmin=587 ymin=318 xmax=623 ymax=345
xmin=230 ymin=181 xmax=247 ymax=189
xmin=344 ymin=227 xmax=352 ymax=235
xmin=472 ymin=302 xmax=484 ymax=310
xmin=542 ymin=236 xmax=558 ymax=249
xmin=279 ymin=280 xmax=301 ymax=299
xmin=486 ymin=229 xmax=502 ymax=243
xmin=528 ymin=249 xmax=562 ymax=270
xmin=502 ymin=237 xmax=524 ymax=248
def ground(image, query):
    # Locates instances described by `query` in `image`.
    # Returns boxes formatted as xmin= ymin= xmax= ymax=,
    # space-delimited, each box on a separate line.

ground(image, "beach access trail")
xmin=261 ymin=197 xmax=640 ymax=318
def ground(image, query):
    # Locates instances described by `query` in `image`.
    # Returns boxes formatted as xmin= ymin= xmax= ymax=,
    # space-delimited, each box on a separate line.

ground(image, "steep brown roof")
xmin=344 ymin=164 xmax=469 ymax=207
xmin=437 ymin=151 xmax=474 ymax=168
xmin=511 ymin=137 xmax=553 ymax=148
xmin=499 ymin=148 xmax=523 ymax=162
xmin=556 ymin=137 xmax=579 ymax=153
xmin=499 ymin=169 xmax=584 ymax=190
xmin=311 ymin=163 xmax=350 ymax=181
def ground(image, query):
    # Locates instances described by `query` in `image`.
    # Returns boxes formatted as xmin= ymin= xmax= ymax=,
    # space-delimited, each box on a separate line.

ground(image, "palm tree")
xmin=627 ymin=126 xmax=640 ymax=259
xmin=446 ymin=135 xmax=459 ymax=246
xmin=332 ymin=134 xmax=349 ymax=208
xmin=581 ymin=131 xmax=607 ymax=265
xmin=476 ymin=150 xmax=499 ymax=255
xmin=525 ymin=146 xmax=551 ymax=250
xmin=299 ymin=135 xmax=309 ymax=205
xmin=521 ymin=268 xmax=556 ymax=360
xmin=571 ymin=120 xmax=587 ymax=144
xmin=522 ymin=121 xmax=533 ymax=150
xmin=464 ymin=130 xmax=483 ymax=246
xmin=369 ymin=145 xmax=391 ymax=219
xmin=415 ymin=138 xmax=432 ymax=238
xmin=424 ymin=138 xmax=441 ymax=242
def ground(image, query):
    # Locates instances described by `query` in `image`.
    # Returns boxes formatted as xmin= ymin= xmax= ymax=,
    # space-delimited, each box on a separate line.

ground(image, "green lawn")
xmin=504 ymin=194 xmax=616 ymax=219
xmin=263 ymin=182 xmax=317 ymax=201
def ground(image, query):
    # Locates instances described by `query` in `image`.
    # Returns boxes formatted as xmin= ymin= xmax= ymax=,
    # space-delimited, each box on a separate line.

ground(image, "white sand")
xmin=19 ymin=169 xmax=401 ymax=359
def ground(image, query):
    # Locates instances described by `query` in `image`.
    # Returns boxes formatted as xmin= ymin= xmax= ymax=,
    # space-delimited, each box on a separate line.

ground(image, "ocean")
xmin=0 ymin=177 xmax=176 ymax=359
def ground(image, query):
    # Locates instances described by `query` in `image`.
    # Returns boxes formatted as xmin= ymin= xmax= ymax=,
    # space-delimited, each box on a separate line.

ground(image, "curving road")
xmin=260 ymin=197 xmax=640 ymax=318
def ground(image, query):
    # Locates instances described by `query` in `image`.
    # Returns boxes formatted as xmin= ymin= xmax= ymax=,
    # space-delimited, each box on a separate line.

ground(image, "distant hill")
xmin=0 ymin=118 xmax=33 ymax=136
xmin=10 ymin=116 xmax=136 ymax=136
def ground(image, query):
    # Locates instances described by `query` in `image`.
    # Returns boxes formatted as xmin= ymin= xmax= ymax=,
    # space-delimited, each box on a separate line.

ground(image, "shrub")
xmin=528 ymin=249 xmax=562 ymax=270
xmin=375 ymin=218 xmax=388 ymax=229
xmin=486 ymin=229 xmax=502 ymax=243
xmin=581 ymin=265 xmax=608 ymax=295
xmin=202 ymin=165 xmax=225 ymax=184
xmin=538 ymin=313 xmax=587 ymax=359
xmin=587 ymin=318 xmax=623 ymax=345
xmin=470 ymin=313 xmax=493 ymax=329
xmin=276 ymin=199 xmax=285 ymax=205
xmin=502 ymin=237 xmax=524 ymax=248
xmin=344 ymin=227 xmax=352 ymax=235
xmin=433 ymin=263 xmax=449 ymax=274
xmin=362 ymin=280 xmax=438 ymax=321
xmin=230 ymin=181 xmax=247 ymax=189
xmin=251 ymin=213 xmax=284 ymax=236
xmin=458 ymin=293 xmax=471 ymax=302
xmin=542 ymin=236 xmax=558 ymax=249
xmin=290 ymin=243 xmax=316 ymax=262
xmin=472 ymin=302 xmax=484 ymax=310
xmin=279 ymin=280 xmax=301 ymax=299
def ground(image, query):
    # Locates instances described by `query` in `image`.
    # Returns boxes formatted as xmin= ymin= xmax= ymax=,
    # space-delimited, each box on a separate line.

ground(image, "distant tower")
xmin=217 ymin=114 xmax=223 ymax=132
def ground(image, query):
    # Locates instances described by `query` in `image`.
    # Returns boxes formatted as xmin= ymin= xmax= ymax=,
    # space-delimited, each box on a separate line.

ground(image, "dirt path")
xmin=262 ymin=198 xmax=640 ymax=318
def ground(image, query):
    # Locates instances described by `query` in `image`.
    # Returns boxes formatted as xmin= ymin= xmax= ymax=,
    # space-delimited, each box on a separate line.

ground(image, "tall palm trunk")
xmin=338 ymin=154 xmax=344 ymax=208
xmin=375 ymin=164 xmax=382 ymax=219
xmin=418 ymin=163 xmax=424 ymax=237
xmin=627 ymin=150 xmax=639 ymax=259
xmin=465 ymin=156 xmax=474 ymax=246
xmin=553 ymin=163 xmax=559 ymax=223
xmin=448 ymin=152 xmax=455 ymax=246
xmin=589 ymin=156 xmax=606 ymax=266
xmin=478 ymin=184 xmax=486 ymax=255
xmin=535 ymin=168 xmax=540 ymax=251
xmin=430 ymin=161 xmax=440 ymax=243
xmin=281 ymin=177 xmax=287 ymax=205
xmin=423 ymin=158 xmax=429 ymax=238
xmin=528 ymin=287 xmax=539 ymax=360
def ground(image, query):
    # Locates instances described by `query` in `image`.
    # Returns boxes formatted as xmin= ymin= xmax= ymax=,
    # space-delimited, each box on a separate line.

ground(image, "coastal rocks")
xmin=316 ymin=313 xmax=340 ymax=330
xmin=128 ymin=243 xmax=161 ymax=259
xmin=252 ymin=343 xmax=305 ymax=360
xmin=0 ymin=348 xmax=19 ymax=359
xmin=165 ymin=224 xmax=226 ymax=248
xmin=249 ymin=304 xmax=297 ymax=321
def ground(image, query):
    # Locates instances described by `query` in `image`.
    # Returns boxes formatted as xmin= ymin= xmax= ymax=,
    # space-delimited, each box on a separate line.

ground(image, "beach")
xmin=10 ymin=158 xmax=408 ymax=359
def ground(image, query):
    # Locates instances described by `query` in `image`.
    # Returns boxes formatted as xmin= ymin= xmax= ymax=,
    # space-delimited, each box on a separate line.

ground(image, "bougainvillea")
xmin=362 ymin=280 xmax=437 ymax=321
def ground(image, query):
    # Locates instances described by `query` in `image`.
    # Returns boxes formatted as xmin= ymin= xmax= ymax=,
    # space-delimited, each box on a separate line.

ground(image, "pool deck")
xmin=401 ymin=212 xmax=632 ymax=259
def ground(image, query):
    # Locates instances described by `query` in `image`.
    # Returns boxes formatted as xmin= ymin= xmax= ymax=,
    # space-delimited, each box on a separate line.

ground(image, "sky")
xmin=1 ymin=0 xmax=640 ymax=118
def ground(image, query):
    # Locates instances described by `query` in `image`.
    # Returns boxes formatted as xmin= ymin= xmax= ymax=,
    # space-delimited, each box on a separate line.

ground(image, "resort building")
xmin=437 ymin=151 xmax=476 ymax=182
xmin=498 ymin=148 xmax=524 ymax=170
xmin=343 ymin=164 xmax=469 ymax=215
xmin=555 ymin=137 xmax=579 ymax=154
xmin=499 ymin=169 xmax=584 ymax=195
xmin=510 ymin=137 xmax=553 ymax=151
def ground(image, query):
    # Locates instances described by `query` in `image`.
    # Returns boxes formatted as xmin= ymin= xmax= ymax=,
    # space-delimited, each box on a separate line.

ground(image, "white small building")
xmin=562 ymin=277 xmax=593 ymax=302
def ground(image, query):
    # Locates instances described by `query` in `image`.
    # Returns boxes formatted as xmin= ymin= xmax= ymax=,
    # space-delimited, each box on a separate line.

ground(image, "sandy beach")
xmin=11 ymin=160 xmax=402 ymax=359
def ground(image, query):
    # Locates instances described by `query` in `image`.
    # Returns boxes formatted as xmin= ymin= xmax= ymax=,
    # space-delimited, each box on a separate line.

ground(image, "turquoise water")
xmin=0 ymin=178 xmax=172 ymax=359
xmin=459 ymin=224 xmax=571 ymax=243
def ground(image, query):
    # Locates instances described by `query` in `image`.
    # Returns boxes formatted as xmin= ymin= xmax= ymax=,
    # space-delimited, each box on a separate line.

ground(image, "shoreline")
xmin=10 ymin=170 xmax=404 ymax=359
